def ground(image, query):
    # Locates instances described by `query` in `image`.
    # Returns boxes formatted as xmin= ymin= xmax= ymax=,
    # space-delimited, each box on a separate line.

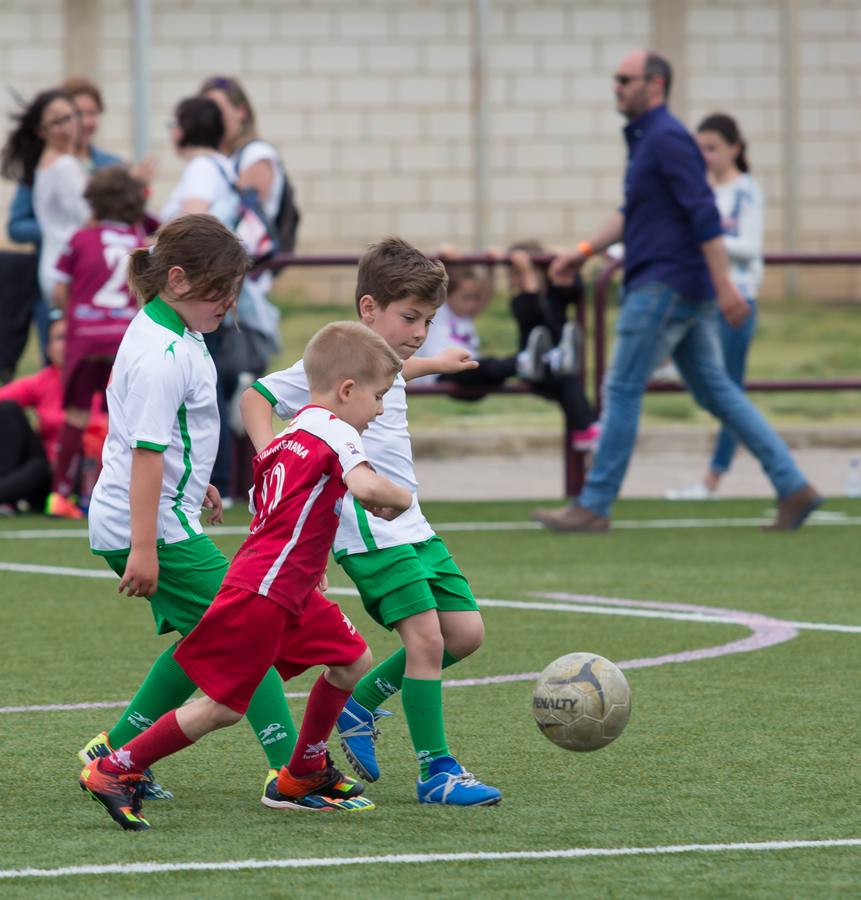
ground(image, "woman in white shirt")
xmin=1 ymin=89 xmax=90 ymax=305
xmin=198 ymin=78 xmax=288 ymax=501
xmin=161 ymin=96 xmax=236 ymax=224
xmin=667 ymin=113 xmax=765 ymax=500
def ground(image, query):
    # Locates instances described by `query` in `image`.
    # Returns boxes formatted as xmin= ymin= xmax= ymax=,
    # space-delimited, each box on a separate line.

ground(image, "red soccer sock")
xmin=100 ymin=709 xmax=194 ymax=775
xmin=52 ymin=421 xmax=85 ymax=496
xmin=287 ymin=675 xmax=352 ymax=777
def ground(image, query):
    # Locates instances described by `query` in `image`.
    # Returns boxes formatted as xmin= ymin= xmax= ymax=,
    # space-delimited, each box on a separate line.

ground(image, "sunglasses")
xmin=614 ymin=74 xmax=649 ymax=87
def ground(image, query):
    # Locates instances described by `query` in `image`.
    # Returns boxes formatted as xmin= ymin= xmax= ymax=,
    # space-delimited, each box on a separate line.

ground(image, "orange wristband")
xmin=576 ymin=240 xmax=594 ymax=259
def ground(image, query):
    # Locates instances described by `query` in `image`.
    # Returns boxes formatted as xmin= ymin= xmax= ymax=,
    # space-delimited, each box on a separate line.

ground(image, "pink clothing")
xmin=54 ymin=222 xmax=145 ymax=373
xmin=0 ymin=366 xmax=106 ymax=463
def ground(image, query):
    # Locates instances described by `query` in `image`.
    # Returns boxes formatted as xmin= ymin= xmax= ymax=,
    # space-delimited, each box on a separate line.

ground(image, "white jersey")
xmin=89 ymin=297 xmax=219 ymax=552
xmin=255 ymin=361 xmax=435 ymax=556
xmin=713 ymin=173 xmax=764 ymax=299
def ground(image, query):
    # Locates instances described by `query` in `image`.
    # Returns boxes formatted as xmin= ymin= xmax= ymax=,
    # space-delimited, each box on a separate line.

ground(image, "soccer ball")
xmin=532 ymin=652 xmax=631 ymax=752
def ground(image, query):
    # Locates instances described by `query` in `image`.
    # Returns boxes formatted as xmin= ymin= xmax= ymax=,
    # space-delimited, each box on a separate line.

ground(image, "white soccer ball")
xmin=532 ymin=652 xmax=631 ymax=752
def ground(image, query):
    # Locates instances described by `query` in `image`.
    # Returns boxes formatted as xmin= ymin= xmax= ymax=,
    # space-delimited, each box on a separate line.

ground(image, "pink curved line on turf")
xmin=442 ymin=593 xmax=799 ymax=688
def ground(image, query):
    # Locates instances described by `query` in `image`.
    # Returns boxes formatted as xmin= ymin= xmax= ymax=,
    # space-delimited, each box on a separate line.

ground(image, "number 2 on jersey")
xmin=92 ymin=243 xmax=131 ymax=309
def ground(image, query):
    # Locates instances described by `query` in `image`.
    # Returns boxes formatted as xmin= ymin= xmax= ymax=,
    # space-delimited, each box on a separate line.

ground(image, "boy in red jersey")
xmin=47 ymin=165 xmax=148 ymax=518
xmin=79 ymin=321 xmax=411 ymax=830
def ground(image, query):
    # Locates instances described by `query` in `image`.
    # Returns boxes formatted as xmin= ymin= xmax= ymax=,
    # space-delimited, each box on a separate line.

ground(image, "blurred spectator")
xmin=200 ymin=76 xmax=286 ymax=499
xmin=46 ymin=166 xmax=148 ymax=519
xmin=414 ymin=246 xmax=597 ymax=448
xmin=0 ymin=316 xmax=106 ymax=515
xmin=4 ymin=80 xmax=122 ymax=359
xmin=160 ymin=96 xmax=234 ymax=221
xmin=536 ymin=49 xmax=819 ymax=532
xmin=667 ymin=113 xmax=765 ymax=501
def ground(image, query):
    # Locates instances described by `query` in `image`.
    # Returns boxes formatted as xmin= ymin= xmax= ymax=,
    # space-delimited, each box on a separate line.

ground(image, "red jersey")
xmin=54 ymin=221 xmax=146 ymax=363
xmin=223 ymin=405 xmax=368 ymax=613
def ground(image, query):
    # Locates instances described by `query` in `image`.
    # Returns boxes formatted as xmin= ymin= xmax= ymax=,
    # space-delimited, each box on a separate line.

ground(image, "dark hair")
xmin=445 ymin=263 xmax=484 ymax=296
xmin=697 ymin=113 xmax=750 ymax=173
xmin=61 ymin=76 xmax=104 ymax=112
xmin=1 ymin=89 xmax=74 ymax=187
xmin=199 ymin=75 xmax=258 ymax=144
xmin=127 ymin=214 xmax=250 ymax=305
xmin=355 ymin=236 xmax=448 ymax=312
xmin=645 ymin=52 xmax=673 ymax=99
xmin=84 ymin=165 xmax=147 ymax=224
xmin=174 ymin=97 xmax=224 ymax=150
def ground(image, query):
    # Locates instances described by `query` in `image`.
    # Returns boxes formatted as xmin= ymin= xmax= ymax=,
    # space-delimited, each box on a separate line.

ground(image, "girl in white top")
xmin=668 ymin=113 xmax=765 ymax=500
xmin=84 ymin=214 xmax=303 ymax=802
xmin=0 ymin=90 xmax=90 ymax=303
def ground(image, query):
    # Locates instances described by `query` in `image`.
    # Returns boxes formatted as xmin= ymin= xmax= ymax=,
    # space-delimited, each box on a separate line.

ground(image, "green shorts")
xmin=94 ymin=533 xmax=228 ymax=637
xmin=336 ymin=535 xmax=479 ymax=630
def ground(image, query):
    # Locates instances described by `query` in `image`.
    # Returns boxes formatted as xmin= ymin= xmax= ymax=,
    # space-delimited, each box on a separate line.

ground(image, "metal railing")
xmin=262 ymin=251 xmax=861 ymax=499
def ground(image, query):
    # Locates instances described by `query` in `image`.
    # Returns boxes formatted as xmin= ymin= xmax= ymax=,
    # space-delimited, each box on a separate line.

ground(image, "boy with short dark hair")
xmin=79 ymin=321 xmax=411 ymax=830
xmin=242 ymin=237 xmax=502 ymax=806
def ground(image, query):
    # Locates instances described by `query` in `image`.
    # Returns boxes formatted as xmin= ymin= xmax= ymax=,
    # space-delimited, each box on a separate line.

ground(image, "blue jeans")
xmin=580 ymin=283 xmax=806 ymax=517
xmin=710 ymin=297 xmax=757 ymax=474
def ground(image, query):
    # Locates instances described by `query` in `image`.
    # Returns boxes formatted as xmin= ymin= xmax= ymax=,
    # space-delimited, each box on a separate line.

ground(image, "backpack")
xmin=205 ymin=154 xmax=280 ymax=265
xmin=236 ymin=141 xmax=301 ymax=267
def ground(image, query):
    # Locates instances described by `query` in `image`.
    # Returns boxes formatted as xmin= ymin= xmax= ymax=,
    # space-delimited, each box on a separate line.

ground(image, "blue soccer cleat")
xmin=336 ymin=697 xmax=384 ymax=782
xmin=416 ymin=755 xmax=502 ymax=806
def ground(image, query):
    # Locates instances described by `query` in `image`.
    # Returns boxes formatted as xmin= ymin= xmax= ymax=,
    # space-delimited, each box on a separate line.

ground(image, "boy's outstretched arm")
xmin=345 ymin=463 xmax=412 ymax=521
xmin=403 ymin=347 xmax=479 ymax=381
xmin=240 ymin=386 xmax=277 ymax=452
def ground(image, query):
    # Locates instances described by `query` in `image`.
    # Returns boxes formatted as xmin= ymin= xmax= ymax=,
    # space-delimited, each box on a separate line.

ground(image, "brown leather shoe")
xmin=763 ymin=485 xmax=823 ymax=531
xmin=531 ymin=504 xmax=610 ymax=533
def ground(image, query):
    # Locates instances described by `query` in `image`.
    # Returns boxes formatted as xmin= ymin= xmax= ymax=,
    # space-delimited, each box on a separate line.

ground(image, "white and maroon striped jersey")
xmin=222 ymin=405 xmax=368 ymax=613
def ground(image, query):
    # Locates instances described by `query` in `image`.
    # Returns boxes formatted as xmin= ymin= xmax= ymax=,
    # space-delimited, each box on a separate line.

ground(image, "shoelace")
xmin=450 ymin=768 xmax=482 ymax=788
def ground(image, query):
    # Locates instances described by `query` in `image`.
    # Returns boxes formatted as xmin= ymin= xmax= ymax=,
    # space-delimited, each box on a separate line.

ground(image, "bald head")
xmin=613 ymin=49 xmax=672 ymax=119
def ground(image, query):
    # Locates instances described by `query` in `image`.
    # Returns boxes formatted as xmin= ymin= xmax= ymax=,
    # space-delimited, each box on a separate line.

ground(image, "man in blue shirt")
xmin=534 ymin=50 xmax=820 ymax=532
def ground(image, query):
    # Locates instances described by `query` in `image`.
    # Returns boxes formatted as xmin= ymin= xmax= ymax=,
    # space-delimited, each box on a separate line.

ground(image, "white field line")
xmin=2 ymin=579 xmax=857 ymax=715
xmin=0 ymin=511 xmax=859 ymax=542
xmin=1 ymin=838 xmax=859 ymax=880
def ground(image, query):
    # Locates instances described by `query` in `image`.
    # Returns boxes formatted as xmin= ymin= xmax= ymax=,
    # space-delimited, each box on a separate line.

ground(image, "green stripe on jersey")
xmin=133 ymin=440 xmax=168 ymax=452
xmin=143 ymin=296 xmax=185 ymax=337
xmin=353 ymin=497 xmax=378 ymax=552
xmin=170 ymin=404 xmax=196 ymax=539
xmin=253 ymin=381 xmax=278 ymax=406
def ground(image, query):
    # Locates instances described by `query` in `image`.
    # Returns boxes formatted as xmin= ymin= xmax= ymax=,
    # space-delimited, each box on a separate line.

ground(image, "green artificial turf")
xmin=0 ymin=499 xmax=859 ymax=897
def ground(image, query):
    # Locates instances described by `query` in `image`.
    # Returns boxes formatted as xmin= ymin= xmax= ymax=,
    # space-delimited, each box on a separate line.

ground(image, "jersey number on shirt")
xmin=251 ymin=461 xmax=286 ymax=534
xmin=92 ymin=244 xmax=131 ymax=309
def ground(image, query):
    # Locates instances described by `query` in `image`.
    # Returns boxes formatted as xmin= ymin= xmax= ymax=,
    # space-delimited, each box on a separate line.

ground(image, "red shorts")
xmin=173 ymin=586 xmax=367 ymax=714
xmin=63 ymin=356 xmax=113 ymax=410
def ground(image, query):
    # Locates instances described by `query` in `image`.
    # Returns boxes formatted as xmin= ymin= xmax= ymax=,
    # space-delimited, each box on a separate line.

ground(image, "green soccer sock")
xmin=353 ymin=648 xmax=460 ymax=712
xmin=107 ymin=643 xmax=197 ymax=748
xmin=244 ymin=667 xmax=299 ymax=769
xmin=402 ymin=676 xmax=449 ymax=779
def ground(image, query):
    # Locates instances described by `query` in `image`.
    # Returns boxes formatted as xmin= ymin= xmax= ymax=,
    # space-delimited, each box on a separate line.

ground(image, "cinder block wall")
xmin=1 ymin=0 xmax=859 ymax=300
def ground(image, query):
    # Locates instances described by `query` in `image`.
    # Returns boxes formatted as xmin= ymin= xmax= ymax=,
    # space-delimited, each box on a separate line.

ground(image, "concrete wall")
xmin=1 ymin=0 xmax=859 ymax=300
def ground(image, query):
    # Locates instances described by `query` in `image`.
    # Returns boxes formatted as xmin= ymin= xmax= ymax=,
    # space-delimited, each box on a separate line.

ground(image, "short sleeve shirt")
xmin=54 ymin=222 xmax=144 ymax=360
xmin=222 ymin=405 xmax=367 ymax=612
xmin=88 ymin=297 xmax=219 ymax=552
xmin=254 ymin=362 xmax=435 ymax=556
xmin=160 ymin=153 xmax=237 ymax=224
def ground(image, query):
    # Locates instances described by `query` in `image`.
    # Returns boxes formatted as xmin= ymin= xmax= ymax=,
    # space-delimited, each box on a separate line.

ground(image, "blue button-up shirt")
xmin=622 ymin=105 xmax=723 ymax=299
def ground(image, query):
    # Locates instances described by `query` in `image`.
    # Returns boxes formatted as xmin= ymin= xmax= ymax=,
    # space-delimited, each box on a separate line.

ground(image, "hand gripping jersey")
xmin=222 ymin=405 xmax=368 ymax=613
xmin=254 ymin=361 xmax=434 ymax=556
xmin=88 ymin=297 xmax=219 ymax=552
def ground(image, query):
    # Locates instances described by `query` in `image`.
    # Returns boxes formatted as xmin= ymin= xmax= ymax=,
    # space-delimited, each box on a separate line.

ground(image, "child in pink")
xmin=48 ymin=165 xmax=148 ymax=518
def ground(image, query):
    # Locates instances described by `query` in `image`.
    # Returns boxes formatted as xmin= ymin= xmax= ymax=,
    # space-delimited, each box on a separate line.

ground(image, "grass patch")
xmin=0 ymin=499 xmax=859 ymax=896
